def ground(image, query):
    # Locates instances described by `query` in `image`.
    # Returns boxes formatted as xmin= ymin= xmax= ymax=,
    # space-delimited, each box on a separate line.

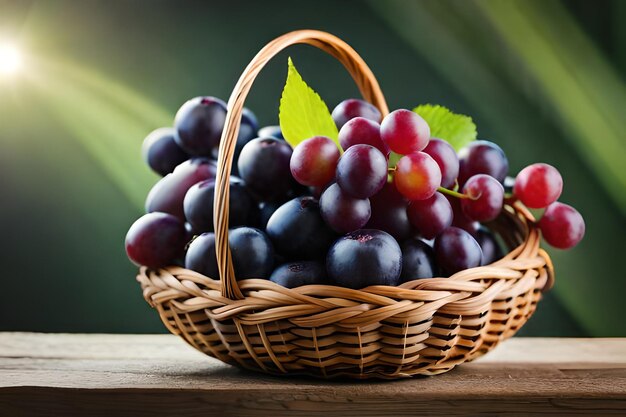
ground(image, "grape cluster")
xmin=126 ymin=96 xmax=585 ymax=291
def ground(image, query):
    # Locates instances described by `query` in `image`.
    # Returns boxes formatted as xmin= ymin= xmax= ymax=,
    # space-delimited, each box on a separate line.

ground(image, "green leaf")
xmin=279 ymin=57 xmax=340 ymax=150
xmin=413 ymin=104 xmax=477 ymax=151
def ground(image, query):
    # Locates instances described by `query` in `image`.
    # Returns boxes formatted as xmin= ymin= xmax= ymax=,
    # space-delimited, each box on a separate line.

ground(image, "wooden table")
xmin=1 ymin=333 xmax=625 ymax=416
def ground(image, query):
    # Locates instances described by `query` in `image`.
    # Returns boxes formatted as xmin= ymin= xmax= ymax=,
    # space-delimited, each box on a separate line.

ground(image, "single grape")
xmin=406 ymin=192 xmax=453 ymax=239
xmin=145 ymin=158 xmax=218 ymax=220
xmin=229 ymin=107 xmax=260 ymax=176
xmin=266 ymin=197 xmax=337 ymax=260
xmin=319 ymin=183 xmax=371 ymax=233
xmin=142 ymin=127 xmax=189 ymax=176
xmin=332 ymin=99 xmax=382 ymax=130
xmin=257 ymin=201 xmax=282 ymax=230
xmin=423 ymin=138 xmax=459 ymax=189
xmin=434 ymin=227 xmax=483 ymax=275
xmin=400 ymin=238 xmax=437 ymax=282
xmin=380 ymin=109 xmax=430 ymax=155
xmin=367 ymin=182 xmax=412 ymax=241
xmin=183 ymin=177 xmax=255 ymax=233
xmin=538 ymin=202 xmax=585 ymax=249
xmin=335 ymin=144 xmax=388 ymax=199
xmin=125 ymin=212 xmax=187 ymax=268
xmin=174 ymin=96 xmax=227 ymax=156
xmin=458 ymin=140 xmax=509 ymax=185
xmin=229 ymin=227 xmax=274 ymax=279
xmin=327 ymin=229 xmax=402 ymax=289
xmin=461 ymin=174 xmax=504 ymax=222
xmin=290 ymin=136 xmax=340 ymax=187
xmin=338 ymin=117 xmax=389 ymax=157
xmin=238 ymin=137 xmax=294 ymax=201
xmin=476 ymin=226 xmax=504 ymax=265
xmin=514 ymin=163 xmax=563 ymax=209
xmin=447 ymin=194 xmax=479 ymax=236
xmin=270 ymin=261 xmax=328 ymax=288
xmin=185 ymin=232 xmax=219 ymax=278
xmin=258 ymin=125 xmax=284 ymax=140
xmin=394 ymin=152 xmax=441 ymax=200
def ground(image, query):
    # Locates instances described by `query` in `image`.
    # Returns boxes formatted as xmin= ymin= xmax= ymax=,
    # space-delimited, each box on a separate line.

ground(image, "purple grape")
xmin=238 ymin=138 xmax=294 ymax=201
xmin=183 ymin=177 xmax=255 ymax=233
xmin=400 ymin=238 xmax=437 ymax=282
xmin=338 ymin=117 xmax=389 ymax=157
xmin=270 ymin=261 xmax=328 ymax=288
xmin=185 ymin=232 xmax=219 ymax=278
xmin=145 ymin=158 xmax=218 ymax=220
xmin=319 ymin=183 xmax=371 ymax=233
xmin=229 ymin=227 xmax=274 ymax=279
xmin=258 ymin=125 xmax=284 ymax=140
xmin=174 ymin=96 xmax=227 ymax=156
xmin=461 ymin=174 xmax=505 ymax=222
xmin=336 ymin=144 xmax=388 ymax=198
xmin=406 ymin=192 xmax=453 ymax=239
xmin=290 ymin=136 xmax=340 ymax=187
xmin=458 ymin=140 xmax=509 ymax=185
xmin=434 ymin=227 xmax=482 ymax=275
xmin=266 ymin=197 xmax=336 ymax=260
xmin=142 ymin=127 xmax=189 ymax=176
xmin=125 ymin=212 xmax=187 ymax=268
xmin=332 ymin=99 xmax=382 ymax=130
xmin=366 ymin=182 xmax=412 ymax=241
xmin=476 ymin=227 xmax=504 ymax=265
xmin=423 ymin=138 xmax=459 ymax=189
xmin=326 ymin=229 xmax=402 ymax=289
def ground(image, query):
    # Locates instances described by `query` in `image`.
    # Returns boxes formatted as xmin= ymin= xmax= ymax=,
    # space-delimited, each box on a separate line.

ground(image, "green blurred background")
xmin=0 ymin=0 xmax=624 ymax=336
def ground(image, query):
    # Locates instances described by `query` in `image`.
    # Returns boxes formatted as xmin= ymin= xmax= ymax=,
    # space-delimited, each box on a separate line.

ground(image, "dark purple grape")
xmin=476 ymin=227 xmax=504 ymax=265
xmin=461 ymin=174 xmax=504 ymax=222
xmin=400 ymin=238 xmax=437 ymax=282
xmin=407 ymin=192 xmax=453 ymax=239
xmin=270 ymin=261 xmax=328 ymax=288
xmin=458 ymin=140 xmax=509 ymax=185
xmin=125 ymin=212 xmax=187 ymax=268
xmin=366 ymin=182 xmax=412 ymax=241
xmin=332 ymin=99 xmax=382 ymax=130
xmin=327 ymin=229 xmax=402 ymax=289
xmin=257 ymin=201 xmax=282 ymax=230
xmin=229 ymin=227 xmax=274 ymax=279
xmin=142 ymin=127 xmax=189 ymax=176
xmin=174 ymin=96 xmax=227 ymax=156
xmin=447 ymin=194 xmax=479 ymax=236
xmin=185 ymin=232 xmax=219 ymax=278
xmin=228 ymin=107 xmax=259 ymax=176
xmin=423 ymin=138 xmax=459 ymax=189
xmin=258 ymin=125 xmax=284 ymax=140
xmin=145 ymin=158 xmax=218 ymax=220
xmin=336 ymin=144 xmax=387 ymax=198
xmin=183 ymin=177 xmax=255 ymax=233
xmin=319 ymin=183 xmax=371 ymax=233
xmin=434 ymin=227 xmax=482 ymax=275
xmin=238 ymin=137 xmax=294 ymax=201
xmin=338 ymin=117 xmax=389 ymax=157
xmin=266 ymin=197 xmax=336 ymax=260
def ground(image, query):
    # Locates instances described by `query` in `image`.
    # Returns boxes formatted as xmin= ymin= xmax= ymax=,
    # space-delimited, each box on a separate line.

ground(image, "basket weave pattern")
xmin=137 ymin=30 xmax=553 ymax=379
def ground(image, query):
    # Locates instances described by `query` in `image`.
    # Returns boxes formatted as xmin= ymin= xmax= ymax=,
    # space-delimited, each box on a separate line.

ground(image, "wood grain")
xmin=1 ymin=333 xmax=625 ymax=416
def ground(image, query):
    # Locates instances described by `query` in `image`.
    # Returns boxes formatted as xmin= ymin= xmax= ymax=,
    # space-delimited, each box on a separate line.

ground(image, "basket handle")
xmin=214 ymin=29 xmax=389 ymax=300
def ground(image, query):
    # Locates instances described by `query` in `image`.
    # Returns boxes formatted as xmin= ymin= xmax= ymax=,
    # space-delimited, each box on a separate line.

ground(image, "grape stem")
xmin=437 ymin=186 xmax=470 ymax=199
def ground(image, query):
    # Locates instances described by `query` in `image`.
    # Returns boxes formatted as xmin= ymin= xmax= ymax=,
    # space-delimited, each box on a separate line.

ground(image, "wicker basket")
xmin=137 ymin=29 xmax=554 ymax=379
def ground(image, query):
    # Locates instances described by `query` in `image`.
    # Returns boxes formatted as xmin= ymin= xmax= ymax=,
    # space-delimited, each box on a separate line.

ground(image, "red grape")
xmin=538 ymin=202 xmax=585 ymax=249
xmin=332 ymin=99 xmax=382 ymax=130
xmin=380 ymin=109 xmax=430 ymax=155
xmin=394 ymin=152 xmax=441 ymax=200
xmin=290 ymin=136 xmax=340 ymax=187
xmin=514 ymin=163 xmax=563 ymax=209
xmin=423 ymin=138 xmax=459 ymax=189
xmin=407 ymin=192 xmax=453 ymax=239
xmin=320 ymin=183 xmax=371 ymax=233
xmin=366 ymin=182 xmax=412 ymax=241
xmin=461 ymin=174 xmax=504 ymax=222
xmin=458 ymin=140 xmax=509 ymax=185
xmin=434 ymin=227 xmax=483 ymax=275
xmin=338 ymin=117 xmax=389 ymax=157
xmin=336 ymin=144 xmax=388 ymax=198
xmin=125 ymin=212 xmax=187 ymax=268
